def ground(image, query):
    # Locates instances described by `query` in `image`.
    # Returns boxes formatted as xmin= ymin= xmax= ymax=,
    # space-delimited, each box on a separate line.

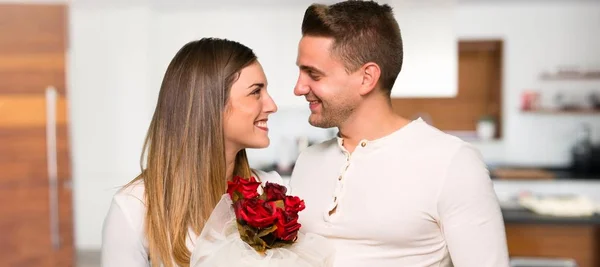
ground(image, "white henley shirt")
xmin=290 ymin=118 xmax=509 ymax=267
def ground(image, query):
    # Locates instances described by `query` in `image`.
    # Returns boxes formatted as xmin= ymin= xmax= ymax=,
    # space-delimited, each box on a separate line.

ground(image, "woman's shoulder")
xmin=114 ymin=179 xmax=146 ymax=205
xmin=108 ymin=180 xmax=147 ymax=230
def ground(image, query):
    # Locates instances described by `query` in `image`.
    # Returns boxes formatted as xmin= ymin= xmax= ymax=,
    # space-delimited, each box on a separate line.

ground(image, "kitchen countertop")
xmin=502 ymin=208 xmax=600 ymax=225
xmin=489 ymin=165 xmax=600 ymax=180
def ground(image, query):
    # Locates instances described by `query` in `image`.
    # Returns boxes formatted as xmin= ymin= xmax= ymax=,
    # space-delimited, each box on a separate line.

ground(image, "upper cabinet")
xmin=389 ymin=0 xmax=458 ymax=98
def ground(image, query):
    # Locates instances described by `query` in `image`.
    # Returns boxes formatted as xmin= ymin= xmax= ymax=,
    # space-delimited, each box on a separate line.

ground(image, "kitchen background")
xmin=1 ymin=0 xmax=599 ymax=266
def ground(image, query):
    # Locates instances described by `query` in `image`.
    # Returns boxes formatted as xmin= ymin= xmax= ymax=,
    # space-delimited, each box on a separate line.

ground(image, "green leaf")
xmin=273 ymin=200 xmax=284 ymax=209
xmin=257 ymin=225 xmax=277 ymax=238
xmin=232 ymin=191 xmax=242 ymax=202
xmin=237 ymin=223 xmax=268 ymax=254
xmin=270 ymin=241 xmax=293 ymax=248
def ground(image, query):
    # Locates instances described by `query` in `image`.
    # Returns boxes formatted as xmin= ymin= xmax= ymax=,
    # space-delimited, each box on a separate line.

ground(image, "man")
xmin=289 ymin=1 xmax=510 ymax=266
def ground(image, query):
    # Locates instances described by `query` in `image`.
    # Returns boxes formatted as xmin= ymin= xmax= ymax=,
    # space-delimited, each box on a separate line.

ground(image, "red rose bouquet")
xmin=227 ymin=176 xmax=305 ymax=253
xmin=190 ymin=175 xmax=335 ymax=267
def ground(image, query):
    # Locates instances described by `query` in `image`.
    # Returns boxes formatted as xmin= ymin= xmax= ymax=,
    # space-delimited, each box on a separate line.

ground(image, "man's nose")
xmin=294 ymin=80 xmax=308 ymax=96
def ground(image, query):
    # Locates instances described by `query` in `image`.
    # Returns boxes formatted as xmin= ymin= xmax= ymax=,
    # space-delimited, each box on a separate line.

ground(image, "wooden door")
xmin=0 ymin=4 xmax=73 ymax=267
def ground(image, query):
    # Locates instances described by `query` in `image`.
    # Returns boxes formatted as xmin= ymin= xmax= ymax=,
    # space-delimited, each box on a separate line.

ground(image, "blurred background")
xmin=1 ymin=0 xmax=599 ymax=266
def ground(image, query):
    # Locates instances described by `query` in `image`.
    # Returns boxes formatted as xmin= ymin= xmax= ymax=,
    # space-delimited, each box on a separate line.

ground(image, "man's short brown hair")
xmin=301 ymin=0 xmax=403 ymax=94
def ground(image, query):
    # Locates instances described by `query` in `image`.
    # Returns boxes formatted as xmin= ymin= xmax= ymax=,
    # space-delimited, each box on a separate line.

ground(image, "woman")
xmin=101 ymin=38 xmax=282 ymax=267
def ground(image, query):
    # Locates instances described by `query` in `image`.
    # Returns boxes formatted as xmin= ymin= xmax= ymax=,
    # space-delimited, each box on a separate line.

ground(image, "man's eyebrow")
xmin=299 ymin=65 xmax=325 ymax=75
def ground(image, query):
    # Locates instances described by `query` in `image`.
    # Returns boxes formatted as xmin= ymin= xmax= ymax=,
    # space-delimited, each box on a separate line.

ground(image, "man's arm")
xmin=437 ymin=144 xmax=510 ymax=267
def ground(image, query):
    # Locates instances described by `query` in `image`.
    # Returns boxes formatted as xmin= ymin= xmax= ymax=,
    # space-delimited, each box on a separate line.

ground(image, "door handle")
xmin=45 ymin=86 xmax=60 ymax=250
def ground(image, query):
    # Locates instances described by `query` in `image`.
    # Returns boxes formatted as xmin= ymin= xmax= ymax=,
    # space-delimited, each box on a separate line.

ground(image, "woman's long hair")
xmin=128 ymin=38 xmax=256 ymax=266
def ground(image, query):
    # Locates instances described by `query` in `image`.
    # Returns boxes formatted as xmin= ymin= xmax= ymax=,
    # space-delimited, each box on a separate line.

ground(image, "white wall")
xmin=457 ymin=1 xmax=600 ymax=166
xmin=390 ymin=0 xmax=458 ymax=98
xmin=147 ymin=4 xmax=308 ymax=113
xmin=69 ymin=4 xmax=153 ymax=249
xmin=69 ymin=1 xmax=600 ymax=250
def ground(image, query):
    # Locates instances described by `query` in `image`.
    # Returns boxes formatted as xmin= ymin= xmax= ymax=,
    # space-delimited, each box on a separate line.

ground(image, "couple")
xmin=102 ymin=1 xmax=510 ymax=267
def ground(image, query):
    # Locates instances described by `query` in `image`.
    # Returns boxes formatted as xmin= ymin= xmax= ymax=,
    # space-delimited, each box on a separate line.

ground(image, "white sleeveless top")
xmin=101 ymin=169 xmax=284 ymax=267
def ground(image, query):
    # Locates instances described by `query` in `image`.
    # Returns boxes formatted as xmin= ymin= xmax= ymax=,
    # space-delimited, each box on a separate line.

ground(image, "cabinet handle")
xmin=45 ymin=86 xmax=60 ymax=250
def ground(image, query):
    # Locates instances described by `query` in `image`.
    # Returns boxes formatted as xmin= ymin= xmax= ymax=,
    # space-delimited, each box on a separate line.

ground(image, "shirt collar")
xmin=333 ymin=117 xmax=423 ymax=154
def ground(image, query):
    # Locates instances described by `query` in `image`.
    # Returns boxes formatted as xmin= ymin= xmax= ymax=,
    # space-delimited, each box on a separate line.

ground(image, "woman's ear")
xmin=358 ymin=62 xmax=381 ymax=96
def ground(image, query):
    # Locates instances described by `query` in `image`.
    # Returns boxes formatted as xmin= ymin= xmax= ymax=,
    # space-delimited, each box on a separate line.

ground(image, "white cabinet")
xmin=389 ymin=0 xmax=458 ymax=98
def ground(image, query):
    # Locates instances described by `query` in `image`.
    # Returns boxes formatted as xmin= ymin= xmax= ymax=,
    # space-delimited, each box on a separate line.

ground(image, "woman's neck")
xmin=225 ymin=145 xmax=239 ymax=181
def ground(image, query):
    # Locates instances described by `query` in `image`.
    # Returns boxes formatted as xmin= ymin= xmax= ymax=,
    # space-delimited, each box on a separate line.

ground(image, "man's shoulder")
xmin=298 ymin=137 xmax=338 ymax=159
xmin=409 ymin=119 xmax=469 ymax=155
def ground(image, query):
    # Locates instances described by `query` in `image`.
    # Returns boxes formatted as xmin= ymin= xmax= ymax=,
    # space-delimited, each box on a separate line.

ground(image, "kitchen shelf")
xmin=540 ymin=72 xmax=600 ymax=81
xmin=521 ymin=108 xmax=600 ymax=114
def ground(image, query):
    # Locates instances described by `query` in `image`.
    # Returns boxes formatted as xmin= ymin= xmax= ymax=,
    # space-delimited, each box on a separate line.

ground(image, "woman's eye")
xmin=251 ymin=88 xmax=261 ymax=95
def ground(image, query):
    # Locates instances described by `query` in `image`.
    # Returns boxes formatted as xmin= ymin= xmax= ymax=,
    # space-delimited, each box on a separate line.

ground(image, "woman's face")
xmin=224 ymin=61 xmax=278 ymax=152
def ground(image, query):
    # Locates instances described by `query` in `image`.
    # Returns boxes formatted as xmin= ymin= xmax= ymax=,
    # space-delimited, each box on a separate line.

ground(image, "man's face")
xmin=294 ymin=36 xmax=362 ymax=128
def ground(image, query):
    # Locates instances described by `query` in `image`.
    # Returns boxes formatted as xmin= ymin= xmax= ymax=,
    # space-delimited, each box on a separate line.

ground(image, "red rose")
xmin=263 ymin=182 xmax=287 ymax=201
xmin=227 ymin=176 xmax=261 ymax=200
xmin=234 ymin=198 xmax=278 ymax=228
xmin=284 ymin=196 xmax=305 ymax=213
xmin=274 ymin=210 xmax=301 ymax=241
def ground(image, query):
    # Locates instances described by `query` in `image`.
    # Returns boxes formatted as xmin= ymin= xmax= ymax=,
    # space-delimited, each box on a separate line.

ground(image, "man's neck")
xmin=338 ymin=97 xmax=410 ymax=153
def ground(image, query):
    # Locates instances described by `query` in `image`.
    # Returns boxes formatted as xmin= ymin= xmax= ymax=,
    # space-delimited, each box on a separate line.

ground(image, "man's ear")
xmin=358 ymin=62 xmax=381 ymax=96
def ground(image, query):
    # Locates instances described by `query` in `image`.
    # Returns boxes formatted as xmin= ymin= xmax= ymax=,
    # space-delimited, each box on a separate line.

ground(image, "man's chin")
xmin=309 ymin=115 xmax=334 ymax=128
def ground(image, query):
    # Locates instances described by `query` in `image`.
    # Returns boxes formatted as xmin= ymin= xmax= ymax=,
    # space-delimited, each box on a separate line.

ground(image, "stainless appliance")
xmin=510 ymin=257 xmax=578 ymax=267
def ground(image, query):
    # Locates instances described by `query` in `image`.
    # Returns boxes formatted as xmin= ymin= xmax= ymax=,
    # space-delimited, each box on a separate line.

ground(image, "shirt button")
xmin=338 ymin=176 xmax=342 ymax=181
xmin=361 ymin=141 xmax=367 ymax=147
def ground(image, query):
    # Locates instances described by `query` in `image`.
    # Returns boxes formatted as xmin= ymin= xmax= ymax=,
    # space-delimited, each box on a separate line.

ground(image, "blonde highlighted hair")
xmin=127 ymin=38 xmax=256 ymax=266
